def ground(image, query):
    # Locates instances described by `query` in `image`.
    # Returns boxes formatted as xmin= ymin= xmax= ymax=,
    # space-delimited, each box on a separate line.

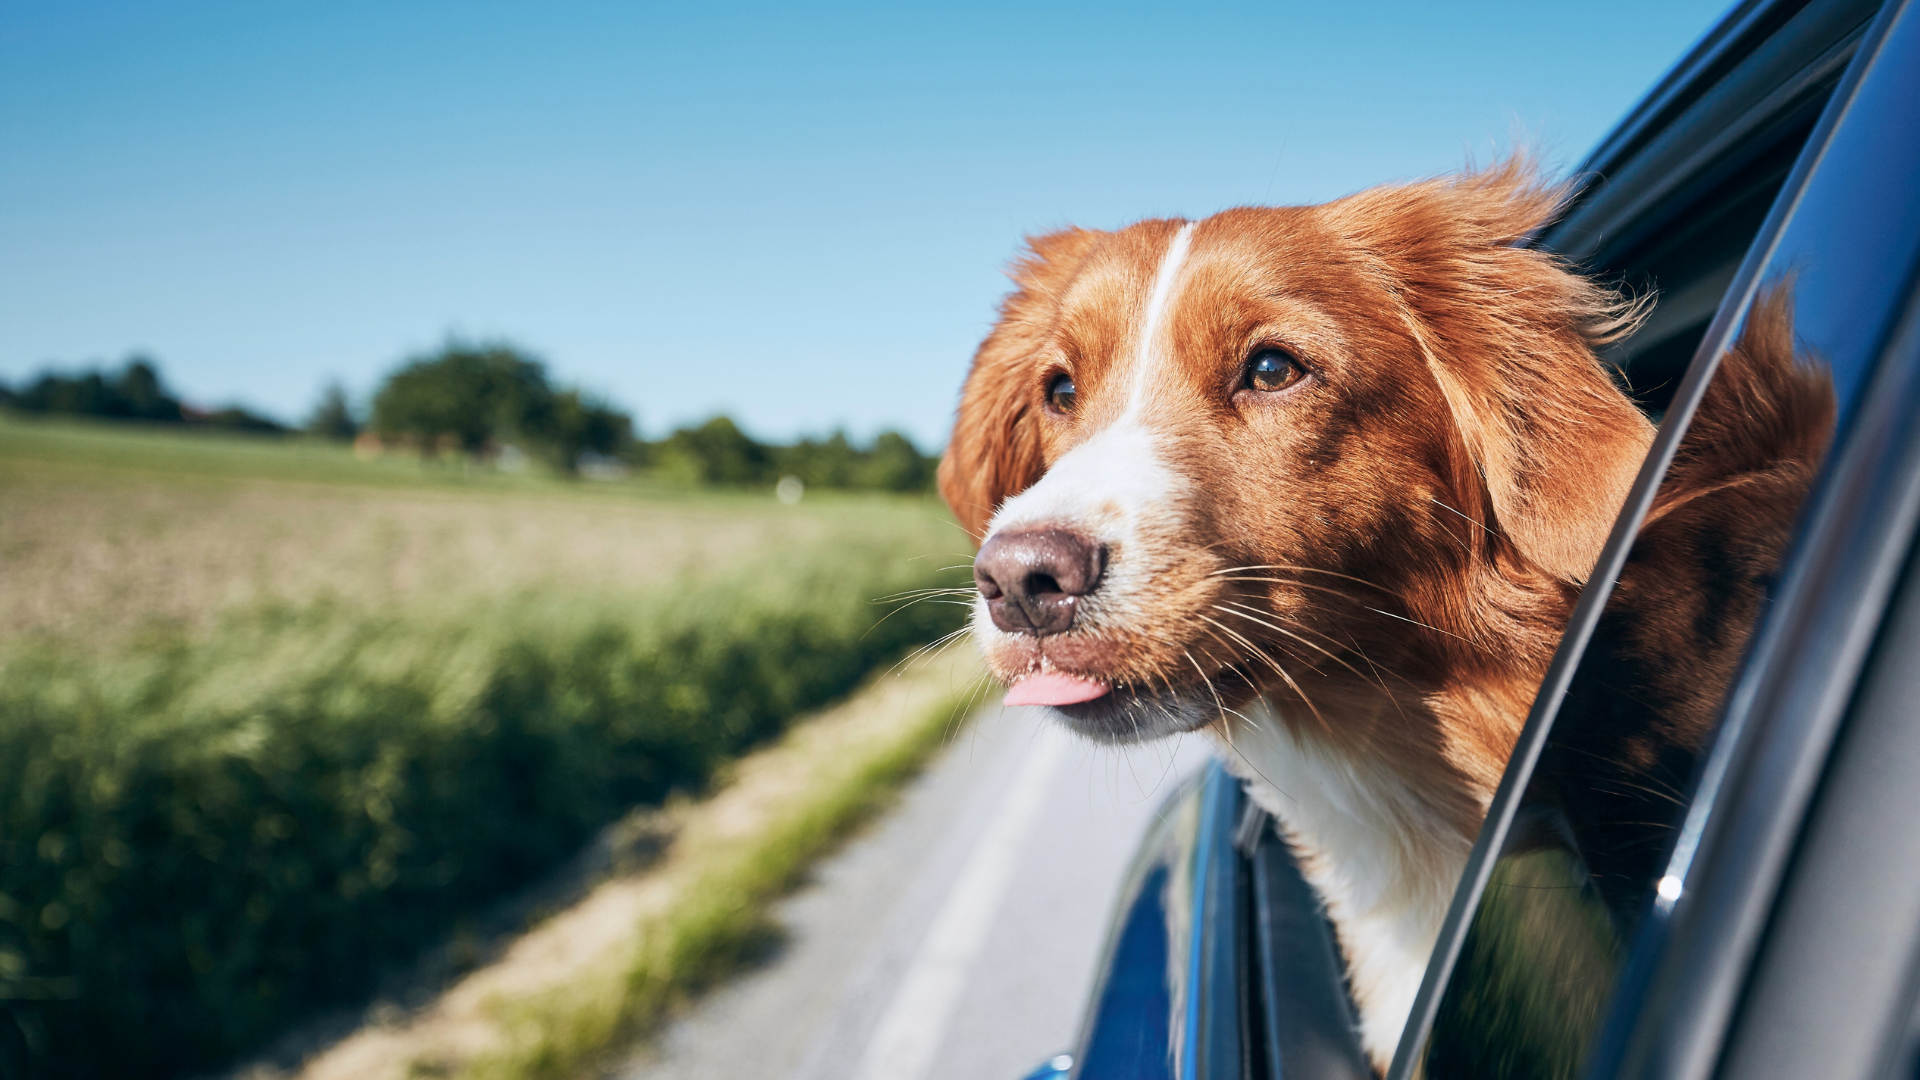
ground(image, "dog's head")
xmin=940 ymin=161 xmax=1654 ymax=744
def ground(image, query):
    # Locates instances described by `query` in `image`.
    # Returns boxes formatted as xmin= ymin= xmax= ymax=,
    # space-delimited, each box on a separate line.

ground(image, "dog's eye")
xmin=1047 ymin=373 xmax=1078 ymax=414
xmin=1246 ymin=348 xmax=1305 ymax=392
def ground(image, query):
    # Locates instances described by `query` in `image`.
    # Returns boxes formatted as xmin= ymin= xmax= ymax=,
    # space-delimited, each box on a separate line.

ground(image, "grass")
xmin=286 ymin=648 xmax=986 ymax=1080
xmin=0 ymin=412 xmax=970 ymax=648
xmin=0 ymin=409 xmax=644 ymax=492
xmin=462 ymin=650 xmax=979 ymax=1080
xmin=0 ymin=414 xmax=975 ymax=1079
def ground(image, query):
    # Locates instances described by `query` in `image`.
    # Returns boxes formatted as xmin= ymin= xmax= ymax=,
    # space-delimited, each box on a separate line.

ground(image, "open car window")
xmin=1390 ymin=0 xmax=1920 ymax=1077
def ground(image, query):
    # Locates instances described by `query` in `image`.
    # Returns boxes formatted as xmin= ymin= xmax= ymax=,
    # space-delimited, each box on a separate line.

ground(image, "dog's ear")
xmin=1329 ymin=159 xmax=1655 ymax=582
xmin=939 ymin=227 xmax=1103 ymax=541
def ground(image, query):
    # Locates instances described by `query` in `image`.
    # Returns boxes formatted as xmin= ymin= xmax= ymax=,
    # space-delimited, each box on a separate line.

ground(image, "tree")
xmin=371 ymin=343 xmax=546 ymax=453
xmin=371 ymin=342 xmax=556 ymax=455
xmin=774 ymin=431 xmax=860 ymax=488
xmin=9 ymin=357 xmax=186 ymax=422
xmin=551 ymin=389 xmax=636 ymax=467
xmin=656 ymin=421 xmax=938 ymax=492
xmin=368 ymin=341 xmax=638 ymax=474
xmin=305 ymin=383 xmax=360 ymax=440
xmin=858 ymin=430 xmax=936 ymax=492
xmin=655 ymin=416 xmax=773 ymax=485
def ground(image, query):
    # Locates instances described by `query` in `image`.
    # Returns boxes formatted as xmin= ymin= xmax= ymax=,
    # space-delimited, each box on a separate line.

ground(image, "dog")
xmin=937 ymin=159 xmax=1657 ymax=1070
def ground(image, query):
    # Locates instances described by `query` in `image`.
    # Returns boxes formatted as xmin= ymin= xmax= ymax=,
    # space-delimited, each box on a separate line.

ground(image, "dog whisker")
xmin=1207 ymin=563 xmax=1395 ymax=594
xmin=1242 ymin=608 xmax=1416 ymax=689
xmin=1198 ymin=614 xmax=1331 ymax=735
xmin=1215 ymin=608 xmax=1331 ymax=677
xmin=1183 ymin=648 xmax=1229 ymax=728
xmin=863 ymin=587 xmax=981 ymax=637
xmin=874 ymin=587 xmax=978 ymax=601
xmin=1428 ymin=495 xmax=1497 ymax=538
xmin=1328 ymin=626 xmax=1419 ymax=716
xmin=1211 ymin=577 xmax=1486 ymax=658
xmin=1428 ymin=515 xmax=1474 ymax=557
xmin=1209 ymin=576 xmax=1373 ymax=607
xmin=1210 ymin=696 xmax=1297 ymax=805
xmin=1361 ymin=606 xmax=1491 ymax=653
xmin=1213 ymin=602 xmax=1378 ymax=687
xmin=889 ymin=625 xmax=975 ymax=677
xmin=1190 ymin=614 xmax=1282 ymax=672
xmin=946 ymin=669 xmax=996 ymax=743
xmin=1576 ymin=771 xmax=1690 ymax=808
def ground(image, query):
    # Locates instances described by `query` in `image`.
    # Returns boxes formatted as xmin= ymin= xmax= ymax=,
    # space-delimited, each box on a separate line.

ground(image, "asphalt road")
xmin=617 ymin=702 xmax=1213 ymax=1080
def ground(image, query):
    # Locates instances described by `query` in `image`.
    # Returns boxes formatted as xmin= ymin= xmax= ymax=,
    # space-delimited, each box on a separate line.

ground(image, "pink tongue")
xmin=1004 ymin=672 xmax=1113 ymax=707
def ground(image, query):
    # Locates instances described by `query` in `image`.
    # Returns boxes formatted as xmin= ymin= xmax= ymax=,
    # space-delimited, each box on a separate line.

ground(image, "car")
xmin=1033 ymin=0 xmax=1920 ymax=1076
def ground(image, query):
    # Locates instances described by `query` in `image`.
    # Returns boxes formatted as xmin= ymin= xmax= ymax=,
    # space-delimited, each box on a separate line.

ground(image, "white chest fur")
xmin=1210 ymin=700 xmax=1475 ymax=1071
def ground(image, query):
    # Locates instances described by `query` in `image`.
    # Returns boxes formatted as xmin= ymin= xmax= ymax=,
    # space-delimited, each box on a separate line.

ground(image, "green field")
xmin=0 ymin=415 xmax=971 ymax=1079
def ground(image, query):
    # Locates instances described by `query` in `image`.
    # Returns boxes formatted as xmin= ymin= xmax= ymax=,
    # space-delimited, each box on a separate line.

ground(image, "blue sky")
xmin=1 ymin=1 xmax=1732 ymax=447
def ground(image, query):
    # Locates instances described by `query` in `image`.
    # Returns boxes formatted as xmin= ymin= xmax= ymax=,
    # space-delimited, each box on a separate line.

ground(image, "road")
xmin=617 ymin=702 xmax=1214 ymax=1080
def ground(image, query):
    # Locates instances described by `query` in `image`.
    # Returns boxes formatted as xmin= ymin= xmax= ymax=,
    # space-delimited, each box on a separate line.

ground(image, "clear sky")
xmin=1 ymin=1 xmax=1733 ymax=448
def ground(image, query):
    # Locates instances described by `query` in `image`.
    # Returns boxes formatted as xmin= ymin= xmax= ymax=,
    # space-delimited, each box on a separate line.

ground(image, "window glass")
xmin=1423 ymin=276 xmax=1839 ymax=1077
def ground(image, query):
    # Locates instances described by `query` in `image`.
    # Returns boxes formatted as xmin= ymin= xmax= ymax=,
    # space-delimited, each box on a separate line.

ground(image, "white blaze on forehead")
xmin=988 ymin=220 xmax=1199 ymax=544
xmin=1121 ymin=220 xmax=1199 ymax=421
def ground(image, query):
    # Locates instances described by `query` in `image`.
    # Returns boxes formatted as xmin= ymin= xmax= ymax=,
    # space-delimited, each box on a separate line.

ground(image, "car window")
xmin=1419 ymin=269 xmax=1843 ymax=1079
xmin=1390 ymin=1 xmax=1920 ymax=1076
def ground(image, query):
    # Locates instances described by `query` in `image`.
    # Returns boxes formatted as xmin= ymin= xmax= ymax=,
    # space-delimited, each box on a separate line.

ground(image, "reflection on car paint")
xmin=1021 ymin=1053 xmax=1076 ymax=1080
xmin=1079 ymin=863 xmax=1174 ymax=1077
xmin=1076 ymin=772 xmax=1193 ymax=1080
xmin=1072 ymin=763 xmax=1249 ymax=1080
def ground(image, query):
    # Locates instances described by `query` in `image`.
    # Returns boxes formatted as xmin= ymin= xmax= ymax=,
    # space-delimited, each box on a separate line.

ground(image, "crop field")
xmin=0 ymin=415 xmax=971 ymax=1079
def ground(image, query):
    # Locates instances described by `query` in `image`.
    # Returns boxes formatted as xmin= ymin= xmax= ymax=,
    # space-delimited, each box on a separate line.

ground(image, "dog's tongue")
xmin=1004 ymin=672 xmax=1112 ymax=707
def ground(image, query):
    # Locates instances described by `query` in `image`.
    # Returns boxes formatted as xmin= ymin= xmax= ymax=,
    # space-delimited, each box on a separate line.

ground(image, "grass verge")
xmin=465 ymin=650 xmax=984 ymax=1080
xmin=285 ymin=648 xmax=985 ymax=1080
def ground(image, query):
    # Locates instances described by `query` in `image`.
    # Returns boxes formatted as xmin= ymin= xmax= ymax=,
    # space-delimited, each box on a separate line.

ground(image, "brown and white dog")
xmin=938 ymin=160 xmax=1654 ymax=1069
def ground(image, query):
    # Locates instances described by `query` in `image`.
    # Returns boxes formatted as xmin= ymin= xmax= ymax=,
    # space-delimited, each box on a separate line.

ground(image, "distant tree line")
xmin=652 ymin=416 xmax=936 ymax=493
xmin=360 ymin=341 xmax=937 ymax=491
xmin=3 ymin=343 xmax=940 ymax=492
xmin=0 ymin=356 xmax=285 ymax=433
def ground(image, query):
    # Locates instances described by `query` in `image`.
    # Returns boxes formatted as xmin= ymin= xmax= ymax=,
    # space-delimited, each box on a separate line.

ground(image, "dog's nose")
xmin=974 ymin=529 xmax=1107 ymax=636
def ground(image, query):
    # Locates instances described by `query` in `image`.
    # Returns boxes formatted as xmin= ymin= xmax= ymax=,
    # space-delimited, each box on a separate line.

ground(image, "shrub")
xmin=0 ymin=548 xmax=966 ymax=1079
